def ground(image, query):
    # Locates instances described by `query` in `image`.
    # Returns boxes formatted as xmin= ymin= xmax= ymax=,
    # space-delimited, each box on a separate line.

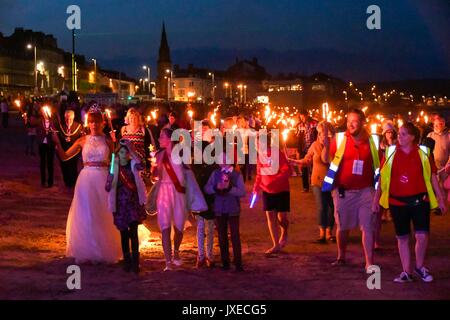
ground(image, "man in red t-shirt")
xmin=323 ymin=109 xmax=378 ymax=270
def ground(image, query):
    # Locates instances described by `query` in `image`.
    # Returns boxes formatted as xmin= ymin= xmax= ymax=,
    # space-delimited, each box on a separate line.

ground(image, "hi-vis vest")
xmin=322 ymin=132 xmax=380 ymax=192
xmin=379 ymin=145 xmax=438 ymax=209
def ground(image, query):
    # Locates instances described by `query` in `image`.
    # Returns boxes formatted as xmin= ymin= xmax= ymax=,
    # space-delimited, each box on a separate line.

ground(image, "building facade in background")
xmin=0 ymin=28 xmax=136 ymax=100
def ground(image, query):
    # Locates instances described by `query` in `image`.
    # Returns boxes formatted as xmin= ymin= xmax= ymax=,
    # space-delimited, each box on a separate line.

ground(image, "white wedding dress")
xmin=65 ymin=135 xmax=122 ymax=263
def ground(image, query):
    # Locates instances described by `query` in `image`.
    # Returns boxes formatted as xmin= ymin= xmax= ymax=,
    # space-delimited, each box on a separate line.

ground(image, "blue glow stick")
xmin=110 ymin=153 xmax=115 ymax=174
xmin=250 ymin=192 xmax=257 ymax=208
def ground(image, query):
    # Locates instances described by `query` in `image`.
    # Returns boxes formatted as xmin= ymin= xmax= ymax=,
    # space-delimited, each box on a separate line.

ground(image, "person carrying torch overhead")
xmin=37 ymin=104 xmax=56 ymax=188
xmin=296 ymin=111 xmax=317 ymax=192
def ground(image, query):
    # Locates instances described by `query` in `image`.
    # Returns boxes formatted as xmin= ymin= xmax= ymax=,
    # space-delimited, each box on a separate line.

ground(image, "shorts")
xmin=262 ymin=191 xmax=290 ymax=212
xmin=332 ymin=187 xmax=375 ymax=233
xmin=390 ymin=202 xmax=430 ymax=237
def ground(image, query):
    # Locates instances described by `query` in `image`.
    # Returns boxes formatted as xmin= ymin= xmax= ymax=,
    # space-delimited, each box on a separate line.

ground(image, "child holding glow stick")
xmin=205 ymin=152 xmax=246 ymax=271
xmin=106 ymin=140 xmax=147 ymax=273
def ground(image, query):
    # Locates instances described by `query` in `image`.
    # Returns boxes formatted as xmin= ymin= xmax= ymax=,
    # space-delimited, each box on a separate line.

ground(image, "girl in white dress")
xmin=54 ymin=107 xmax=121 ymax=263
xmin=153 ymin=128 xmax=187 ymax=271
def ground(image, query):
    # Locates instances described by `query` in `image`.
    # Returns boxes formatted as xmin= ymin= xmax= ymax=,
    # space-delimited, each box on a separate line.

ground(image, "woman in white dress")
xmin=54 ymin=106 xmax=121 ymax=263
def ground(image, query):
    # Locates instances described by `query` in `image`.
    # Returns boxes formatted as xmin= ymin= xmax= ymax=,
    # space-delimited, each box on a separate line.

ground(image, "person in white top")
xmin=152 ymin=127 xmax=187 ymax=271
xmin=53 ymin=105 xmax=123 ymax=264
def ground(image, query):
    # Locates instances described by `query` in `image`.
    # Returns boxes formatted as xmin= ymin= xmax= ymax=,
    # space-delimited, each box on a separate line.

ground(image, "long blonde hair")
xmin=317 ymin=121 xmax=335 ymax=138
xmin=124 ymin=107 xmax=144 ymax=126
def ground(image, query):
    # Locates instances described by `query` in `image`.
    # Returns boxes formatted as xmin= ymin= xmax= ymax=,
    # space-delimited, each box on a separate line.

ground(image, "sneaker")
xmin=414 ymin=267 xmax=433 ymax=282
xmin=393 ymin=271 xmax=414 ymax=283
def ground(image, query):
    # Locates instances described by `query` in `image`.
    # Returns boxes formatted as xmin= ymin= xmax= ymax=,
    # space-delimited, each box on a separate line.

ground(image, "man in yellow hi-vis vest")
xmin=322 ymin=109 xmax=380 ymax=271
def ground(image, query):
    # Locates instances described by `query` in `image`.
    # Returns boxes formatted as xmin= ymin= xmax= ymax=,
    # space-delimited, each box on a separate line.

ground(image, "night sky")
xmin=1 ymin=0 xmax=449 ymax=82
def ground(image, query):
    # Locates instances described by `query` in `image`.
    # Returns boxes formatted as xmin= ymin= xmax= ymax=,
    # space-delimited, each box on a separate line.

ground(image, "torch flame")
xmin=322 ymin=102 xmax=329 ymax=120
xmin=371 ymin=124 xmax=377 ymax=134
xmin=42 ymin=106 xmax=51 ymax=119
xmin=282 ymin=129 xmax=290 ymax=142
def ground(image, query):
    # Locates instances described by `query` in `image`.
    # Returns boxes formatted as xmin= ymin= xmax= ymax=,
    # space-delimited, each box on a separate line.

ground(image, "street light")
xmin=26 ymin=43 xmax=38 ymax=94
xmin=144 ymin=78 xmax=149 ymax=94
xmin=91 ymin=58 xmax=97 ymax=93
xmin=237 ymin=84 xmax=243 ymax=104
xmin=208 ymin=72 xmax=215 ymax=103
xmin=343 ymin=90 xmax=349 ymax=111
xmin=143 ymin=65 xmax=151 ymax=93
xmin=243 ymin=85 xmax=247 ymax=104
xmin=224 ymin=82 xmax=229 ymax=98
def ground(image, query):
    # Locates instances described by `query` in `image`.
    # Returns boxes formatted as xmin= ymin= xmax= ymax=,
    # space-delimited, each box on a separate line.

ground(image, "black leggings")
xmin=120 ymin=222 xmax=139 ymax=254
xmin=216 ymin=215 xmax=242 ymax=266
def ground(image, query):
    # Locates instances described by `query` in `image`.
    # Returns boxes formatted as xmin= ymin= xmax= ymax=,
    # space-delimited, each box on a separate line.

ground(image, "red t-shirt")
xmin=380 ymin=145 xmax=437 ymax=206
xmin=330 ymin=131 xmax=376 ymax=190
xmin=255 ymin=147 xmax=291 ymax=193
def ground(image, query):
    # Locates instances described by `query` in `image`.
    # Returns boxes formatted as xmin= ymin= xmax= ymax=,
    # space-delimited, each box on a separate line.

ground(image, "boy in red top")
xmin=323 ymin=109 xmax=379 ymax=270
xmin=253 ymin=134 xmax=292 ymax=255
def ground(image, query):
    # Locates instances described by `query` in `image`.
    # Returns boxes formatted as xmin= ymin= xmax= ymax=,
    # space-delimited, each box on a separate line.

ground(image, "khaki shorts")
xmin=332 ymin=187 xmax=375 ymax=233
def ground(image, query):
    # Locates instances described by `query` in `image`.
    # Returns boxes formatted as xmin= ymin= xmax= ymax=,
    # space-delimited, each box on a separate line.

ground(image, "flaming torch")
xmin=42 ymin=105 xmax=52 ymax=119
xmin=371 ymin=124 xmax=377 ymax=134
xmin=322 ymin=102 xmax=329 ymax=120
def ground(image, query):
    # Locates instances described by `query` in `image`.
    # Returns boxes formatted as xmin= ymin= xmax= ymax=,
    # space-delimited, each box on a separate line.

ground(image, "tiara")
xmin=88 ymin=104 xmax=102 ymax=114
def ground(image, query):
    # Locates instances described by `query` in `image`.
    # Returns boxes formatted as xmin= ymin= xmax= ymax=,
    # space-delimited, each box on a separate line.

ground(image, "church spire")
xmin=158 ymin=22 xmax=171 ymax=63
xmin=156 ymin=22 xmax=172 ymax=99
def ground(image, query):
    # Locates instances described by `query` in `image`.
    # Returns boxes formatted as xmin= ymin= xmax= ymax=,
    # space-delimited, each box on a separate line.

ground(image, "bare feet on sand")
xmin=265 ymin=245 xmax=281 ymax=255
